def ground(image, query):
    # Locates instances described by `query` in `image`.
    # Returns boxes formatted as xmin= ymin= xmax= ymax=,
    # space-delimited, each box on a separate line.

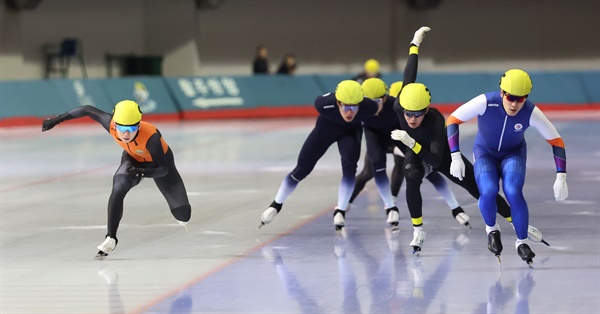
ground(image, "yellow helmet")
xmin=364 ymin=59 xmax=380 ymax=75
xmin=335 ymin=80 xmax=364 ymax=105
xmin=113 ymin=100 xmax=142 ymax=125
xmin=499 ymin=69 xmax=532 ymax=97
xmin=399 ymin=83 xmax=431 ymax=111
xmin=361 ymin=78 xmax=388 ymax=99
xmin=388 ymin=81 xmax=403 ymax=98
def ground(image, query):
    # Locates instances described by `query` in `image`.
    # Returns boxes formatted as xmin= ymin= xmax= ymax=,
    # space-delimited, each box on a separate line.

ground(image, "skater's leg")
xmin=364 ymin=129 xmax=396 ymax=209
xmin=153 ymin=149 xmax=191 ymax=224
xmin=501 ymin=146 xmax=529 ymax=241
xmin=349 ymin=151 xmax=373 ymax=203
xmin=473 ymin=154 xmax=501 ymax=229
xmin=390 ymin=154 xmax=405 ymax=198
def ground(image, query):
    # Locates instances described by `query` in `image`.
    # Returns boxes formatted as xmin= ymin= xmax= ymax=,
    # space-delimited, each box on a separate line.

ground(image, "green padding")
xmin=164 ymin=75 xmax=323 ymax=111
xmin=98 ymin=77 xmax=178 ymax=114
xmin=0 ymin=81 xmax=71 ymax=119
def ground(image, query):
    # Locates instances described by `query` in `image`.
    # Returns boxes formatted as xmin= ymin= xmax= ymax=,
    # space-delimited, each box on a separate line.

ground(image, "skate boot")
xmin=96 ymin=236 xmax=118 ymax=258
xmin=527 ymin=225 xmax=550 ymax=246
xmin=516 ymin=241 xmax=536 ymax=267
xmin=451 ymin=207 xmax=471 ymax=228
xmin=257 ymin=201 xmax=282 ymax=229
xmin=333 ymin=208 xmax=346 ymax=231
xmin=409 ymin=228 xmax=426 ymax=254
xmin=487 ymin=230 xmax=503 ymax=265
xmin=386 ymin=206 xmax=400 ymax=232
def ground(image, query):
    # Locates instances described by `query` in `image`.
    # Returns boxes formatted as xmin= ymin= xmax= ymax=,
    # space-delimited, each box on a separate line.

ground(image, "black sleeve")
xmin=415 ymin=112 xmax=446 ymax=168
xmin=140 ymin=131 xmax=169 ymax=178
xmin=402 ymin=45 xmax=419 ymax=88
xmin=56 ymin=105 xmax=112 ymax=132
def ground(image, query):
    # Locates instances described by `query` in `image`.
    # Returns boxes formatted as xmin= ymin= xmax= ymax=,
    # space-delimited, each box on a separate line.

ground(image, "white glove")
xmin=391 ymin=129 xmax=415 ymax=149
xmin=411 ymin=26 xmax=431 ymax=47
xmin=393 ymin=146 xmax=405 ymax=157
xmin=553 ymin=173 xmax=568 ymax=201
xmin=449 ymin=151 xmax=466 ymax=181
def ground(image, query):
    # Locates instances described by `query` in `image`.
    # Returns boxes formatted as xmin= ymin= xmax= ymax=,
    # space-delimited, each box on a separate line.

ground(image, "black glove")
xmin=42 ymin=115 xmax=62 ymax=131
xmin=126 ymin=167 xmax=146 ymax=178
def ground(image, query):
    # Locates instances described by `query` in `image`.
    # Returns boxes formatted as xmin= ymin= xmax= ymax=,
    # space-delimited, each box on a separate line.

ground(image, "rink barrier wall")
xmin=0 ymin=71 xmax=598 ymax=127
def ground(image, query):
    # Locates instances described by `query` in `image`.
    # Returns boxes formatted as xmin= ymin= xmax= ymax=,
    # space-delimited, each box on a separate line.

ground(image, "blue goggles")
xmin=341 ymin=105 xmax=359 ymax=112
xmin=403 ymin=109 xmax=427 ymax=118
xmin=115 ymin=124 xmax=140 ymax=133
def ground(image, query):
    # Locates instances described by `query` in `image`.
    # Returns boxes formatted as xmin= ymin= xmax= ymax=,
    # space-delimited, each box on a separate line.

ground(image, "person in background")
xmin=352 ymin=58 xmax=381 ymax=84
xmin=253 ymin=45 xmax=270 ymax=74
xmin=257 ymin=80 xmax=382 ymax=231
xmin=277 ymin=52 xmax=297 ymax=75
xmin=446 ymin=69 xmax=568 ymax=266
xmin=41 ymin=100 xmax=191 ymax=257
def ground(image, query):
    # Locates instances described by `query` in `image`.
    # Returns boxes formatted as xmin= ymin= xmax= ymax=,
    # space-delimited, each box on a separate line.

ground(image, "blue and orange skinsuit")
xmin=47 ymin=105 xmax=191 ymax=241
xmin=447 ymin=91 xmax=566 ymax=240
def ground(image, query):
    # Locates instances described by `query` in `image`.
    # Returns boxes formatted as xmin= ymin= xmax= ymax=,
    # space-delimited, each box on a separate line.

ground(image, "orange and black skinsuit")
xmin=42 ymin=105 xmax=191 ymax=241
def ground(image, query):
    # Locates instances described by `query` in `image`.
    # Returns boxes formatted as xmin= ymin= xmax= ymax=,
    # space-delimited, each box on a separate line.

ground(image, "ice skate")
xmin=177 ymin=220 xmax=189 ymax=232
xmin=517 ymin=243 xmax=536 ymax=267
xmin=333 ymin=208 xmax=346 ymax=231
xmin=487 ymin=230 xmax=503 ymax=265
xmin=386 ymin=206 xmax=400 ymax=233
xmin=95 ymin=236 xmax=117 ymax=258
xmin=451 ymin=207 xmax=471 ymax=228
xmin=409 ymin=228 xmax=426 ymax=254
xmin=257 ymin=201 xmax=282 ymax=230
xmin=527 ymin=225 xmax=550 ymax=246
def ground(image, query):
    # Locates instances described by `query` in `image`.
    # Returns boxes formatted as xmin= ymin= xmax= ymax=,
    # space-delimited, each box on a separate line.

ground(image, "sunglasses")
xmin=504 ymin=93 xmax=527 ymax=103
xmin=341 ymin=105 xmax=359 ymax=112
xmin=403 ymin=109 xmax=426 ymax=118
xmin=115 ymin=124 xmax=140 ymax=133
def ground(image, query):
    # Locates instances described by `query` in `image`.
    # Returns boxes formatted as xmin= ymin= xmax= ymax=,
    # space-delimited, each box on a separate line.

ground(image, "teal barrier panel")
xmin=314 ymin=74 xmax=354 ymax=95
xmin=578 ymin=71 xmax=600 ymax=103
xmin=50 ymin=79 xmax=114 ymax=112
xmin=0 ymin=81 xmax=71 ymax=119
xmin=98 ymin=77 xmax=178 ymax=114
xmin=164 ymin=75 xmax=323 ymax=111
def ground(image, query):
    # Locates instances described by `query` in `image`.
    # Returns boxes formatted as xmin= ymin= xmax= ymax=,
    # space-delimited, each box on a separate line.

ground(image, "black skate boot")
xmin=517 ymin=243 xmax=536 ymax=267
xmin=488 ymin=230 xmax=503 ymax=265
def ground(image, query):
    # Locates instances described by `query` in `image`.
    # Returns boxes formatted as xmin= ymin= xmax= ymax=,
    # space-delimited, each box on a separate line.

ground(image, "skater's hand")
xmin=553 ymin=172 xmax=568 ymax=201
xmin=41 ymin=115 xmax=62 ymax=131
xmin=127 ymin=167 xmax=146 ymax=178
xmin=449 ymin=151 xmax=465 ymax=181
xmin=411 ymin=26 xmax=431 ymax=47
xmin=391 ymin=129 xmax=415 ymax=149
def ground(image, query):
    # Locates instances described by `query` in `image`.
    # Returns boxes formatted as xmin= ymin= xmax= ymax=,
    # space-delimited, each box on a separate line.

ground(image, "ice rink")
xmin=1 ymin=111 xmax=599 ymax=314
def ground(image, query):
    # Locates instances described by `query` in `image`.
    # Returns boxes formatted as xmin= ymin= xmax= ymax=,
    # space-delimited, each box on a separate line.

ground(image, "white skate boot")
xmin=409 ymin=228 xmax=426 ymax=254
xmin=527 ymin=225 xmax=549 ymax=246
xmin=257 ymin=201 xmax=282 ymax=229
xmin=386 ymin=206 xmax=399 ymax=232
xmin=96 ymin=236 xmax=117 ymax=258
xmin=333 ymin=208 xmax=346 ymax=231
xmin=451 ymin=207 xmax=471 ymax=228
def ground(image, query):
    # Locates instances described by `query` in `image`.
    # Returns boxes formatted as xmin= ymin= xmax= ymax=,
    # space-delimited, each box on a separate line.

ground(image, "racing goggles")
xmin=504 ymin=93 xmax=527 ymax=103
xmin=403 ymin=108 xmax=427 ymax=118
xmin=115 ymin=123 xmax=140 ymax=133
xmin=341 ymin=105 xmax=359 ymax=112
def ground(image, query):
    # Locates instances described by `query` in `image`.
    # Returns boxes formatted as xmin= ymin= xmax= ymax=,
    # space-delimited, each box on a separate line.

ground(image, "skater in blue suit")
xmin=446 ymin=69 xmax=568 ymax=265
